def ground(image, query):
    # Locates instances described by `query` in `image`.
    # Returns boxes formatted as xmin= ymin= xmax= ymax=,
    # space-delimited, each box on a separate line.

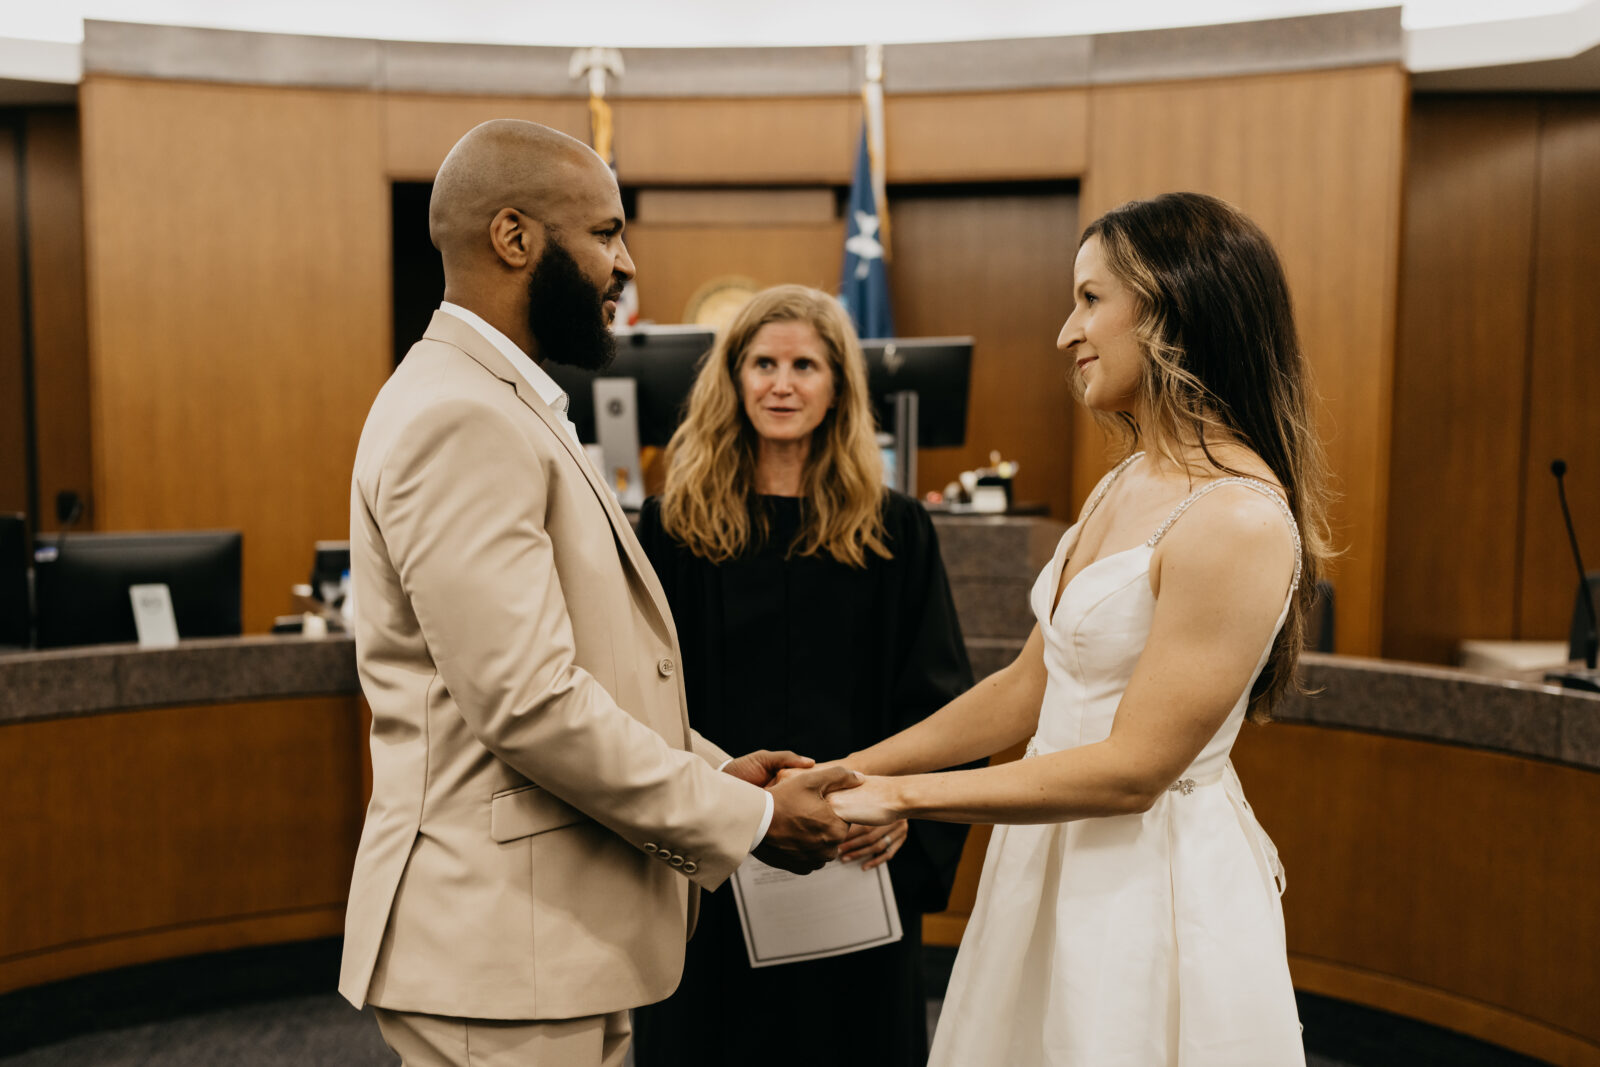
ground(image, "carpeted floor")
xmin=0 ymin=941 xmax=1553 ymax=1067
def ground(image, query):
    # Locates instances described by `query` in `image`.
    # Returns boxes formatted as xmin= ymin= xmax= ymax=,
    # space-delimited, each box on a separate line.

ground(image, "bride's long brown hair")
xmin=1079 ymin=192 xmax=1334 ymax=722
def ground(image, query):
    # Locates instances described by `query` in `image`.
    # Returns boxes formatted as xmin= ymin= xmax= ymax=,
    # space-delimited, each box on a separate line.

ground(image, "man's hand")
xmin=752 ymin=765 xmax=863 ymax=874
xmin=723 ymin=749 xmax=814 ymax=788
xmin=772 ymin=757 xmax=845 ymax=786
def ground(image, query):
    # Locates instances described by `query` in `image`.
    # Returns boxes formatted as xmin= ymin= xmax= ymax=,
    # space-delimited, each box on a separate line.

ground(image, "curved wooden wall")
xmin=8 ymin=676 xmax=1597 ymax=1065
xmin=1234 ymin=724 xmax=1600 ymax=1066
xmin=0 ymin=696 xmax=364 ymax=993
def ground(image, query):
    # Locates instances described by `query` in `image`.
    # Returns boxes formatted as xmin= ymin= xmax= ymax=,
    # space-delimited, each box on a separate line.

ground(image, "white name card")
xmin=129 ymin=583 xmax=180 ymax=648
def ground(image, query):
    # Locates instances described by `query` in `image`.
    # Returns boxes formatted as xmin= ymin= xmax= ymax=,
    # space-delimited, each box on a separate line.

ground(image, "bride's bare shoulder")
xmin=1152 ymin=484 xmax=1296 ymax=601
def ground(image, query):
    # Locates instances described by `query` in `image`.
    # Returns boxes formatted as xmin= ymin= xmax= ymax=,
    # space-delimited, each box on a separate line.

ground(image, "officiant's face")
xmin=738 ymin=320 xmax=837 ymax=447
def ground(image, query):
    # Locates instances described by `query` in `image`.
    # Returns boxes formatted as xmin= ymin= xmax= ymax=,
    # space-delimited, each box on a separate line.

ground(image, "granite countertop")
xmin=4 ymin=636 xmax=1599 ymax=772
xmin=0 ymin=634 xmax=359 ymax=725
xmin=1280 ymin=653 xmax=1600 ymax=770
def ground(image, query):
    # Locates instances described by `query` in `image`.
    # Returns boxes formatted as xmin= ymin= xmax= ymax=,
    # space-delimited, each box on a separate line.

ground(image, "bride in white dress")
xmin=826 ymin=192 xmax=1332 ymax=1065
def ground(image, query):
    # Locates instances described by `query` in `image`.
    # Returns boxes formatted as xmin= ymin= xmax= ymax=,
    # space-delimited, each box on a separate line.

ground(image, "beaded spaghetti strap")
xmin=1146 ymin=477 xmax=1303 ymax=594
xmin=1080 ymin=451 xmax=1144 ymax=526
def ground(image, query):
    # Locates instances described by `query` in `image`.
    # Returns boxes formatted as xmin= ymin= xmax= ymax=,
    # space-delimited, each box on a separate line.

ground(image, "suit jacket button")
xmin=657 ymin=657 xmax=676 ymax=677
xmin=643 ymin=843 xmax=659 ymax=854
xmin=669 ymin=854 xmax=685 ymax=867
xmin=682 ymin=861 xmax=698 ymax=874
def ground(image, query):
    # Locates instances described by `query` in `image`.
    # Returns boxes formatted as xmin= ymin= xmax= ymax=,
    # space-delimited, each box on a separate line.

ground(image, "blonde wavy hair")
xmin=1079 ymin=193 xmax=1335 ymax=722
xmin=658 ymin=285 xmax=890 ymax=567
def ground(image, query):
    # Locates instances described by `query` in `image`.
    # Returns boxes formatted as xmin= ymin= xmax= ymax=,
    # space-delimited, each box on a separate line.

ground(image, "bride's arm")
xmin=832 ymin=491 xmax=1297 ymax=826
xmin=840 ymin=625 xmax=1050 ymax=777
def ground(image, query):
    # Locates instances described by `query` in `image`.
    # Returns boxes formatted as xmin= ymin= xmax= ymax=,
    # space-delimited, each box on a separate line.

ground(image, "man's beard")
xmin=527 ymin=238 xmax=622 ymax=372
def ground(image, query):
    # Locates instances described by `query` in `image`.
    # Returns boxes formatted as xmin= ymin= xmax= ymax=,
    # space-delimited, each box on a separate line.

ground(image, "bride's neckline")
xmin=1049 ymin=452 xmax=1149 ymax=618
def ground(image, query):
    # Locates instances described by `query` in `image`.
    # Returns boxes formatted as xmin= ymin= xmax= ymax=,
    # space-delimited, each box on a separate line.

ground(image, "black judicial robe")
xmin=632 ymin=491 xmax=975 ymax=1067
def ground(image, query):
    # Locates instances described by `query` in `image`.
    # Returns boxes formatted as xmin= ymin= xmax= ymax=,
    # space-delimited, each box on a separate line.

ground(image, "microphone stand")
xmin=1544 ymin=460 xmax=1600 ymax=693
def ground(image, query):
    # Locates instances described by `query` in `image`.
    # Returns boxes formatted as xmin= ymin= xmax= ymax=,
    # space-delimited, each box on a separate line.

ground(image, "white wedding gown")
xmin=929 ymin=454 xmax=1307 ymax=1066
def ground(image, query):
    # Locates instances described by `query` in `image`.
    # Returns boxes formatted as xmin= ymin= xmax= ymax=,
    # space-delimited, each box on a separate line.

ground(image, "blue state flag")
xmin=839 ymin=129 xmax=895 ymax=339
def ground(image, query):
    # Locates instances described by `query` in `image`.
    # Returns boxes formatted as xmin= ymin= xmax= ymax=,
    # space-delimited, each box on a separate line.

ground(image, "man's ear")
xmin=488 ymin=207 xmax=542 ymax=269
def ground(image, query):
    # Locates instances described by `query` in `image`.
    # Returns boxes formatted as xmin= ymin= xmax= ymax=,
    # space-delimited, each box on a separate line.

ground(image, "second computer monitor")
xmin=860 ymin=337 xmax=974 ymax=448
xmin=545 ymin=326 xmax=717 ymax=448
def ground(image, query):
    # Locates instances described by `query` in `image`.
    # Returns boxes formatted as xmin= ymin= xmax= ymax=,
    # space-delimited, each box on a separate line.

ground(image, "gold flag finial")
xmin=568 ymin=47 xmax=625 ymax=164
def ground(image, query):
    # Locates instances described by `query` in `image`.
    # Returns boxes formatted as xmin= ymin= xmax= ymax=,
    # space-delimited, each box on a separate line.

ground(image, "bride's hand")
xmin=839 ymin=818 xmax=909 ymax=870
xmin=826 ymin=774 xmax=904 ymax=826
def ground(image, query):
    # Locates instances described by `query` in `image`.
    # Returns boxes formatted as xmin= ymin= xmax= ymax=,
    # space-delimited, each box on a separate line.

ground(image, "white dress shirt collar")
xmin=437 ymin=301 xmax=567 ymax=412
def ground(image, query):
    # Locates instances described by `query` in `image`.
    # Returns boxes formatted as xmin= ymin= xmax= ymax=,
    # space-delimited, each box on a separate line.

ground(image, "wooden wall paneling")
xmin=623 ymin=221 xmax=846 ymax=327
xmin=25 ymin=109 xmax=93 ymax=533
xmin=884 ymin=89 xmax=1090 ymax=183
xmin=612 ymin=97 xmax=860 ymax=185
xmin=623 ymin=204 xmax=840 ymax=495
xmin=1518 ymin=97 xmax=1600 ymax=644
xmin=382 ymin=94 xmax=591 ymax=180
xmin=1384 ymin=98 xmax=1541 ymax=664
xmin=634 ymin=188 xmax=835 ymax=226
xmin=0 ymin=697 xmax=365 ymax=992
xmin=1231 ymin=723 xmax=1600 ymax=1063
xmin=79 ymin=77 xmax=391 ymax=632
xmin=886 ymin=189 xmax=1079 ymax=517
xmin=1078 ymin=66 xmax=1408 ymax=656
xmin=0 ymin=124 xmax=27 ymax=522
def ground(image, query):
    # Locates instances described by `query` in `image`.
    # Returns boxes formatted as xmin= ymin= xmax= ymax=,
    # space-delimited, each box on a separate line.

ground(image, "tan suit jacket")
xmin=338 ymin=312 xmax=768 ymax=1020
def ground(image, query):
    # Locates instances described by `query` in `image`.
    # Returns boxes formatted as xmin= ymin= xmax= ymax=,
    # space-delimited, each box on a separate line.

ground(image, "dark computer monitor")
xmin=0 ymin=514 xmax=28 ymax=647
xmin=544 ymin=326 xmax=717 ymax=447
xmin=33 ymin=530 xmax=243 ymax=648
xmin=310 ymin=540 xmax=351 ymax=604
xmin=860 ymin=337 xmax=974 ymax=448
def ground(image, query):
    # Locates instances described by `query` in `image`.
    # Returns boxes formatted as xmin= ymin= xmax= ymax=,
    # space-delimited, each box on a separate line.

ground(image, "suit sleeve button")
xmin=669 ymin=854 xmax=685 ymax=867
xmin=643 ymin=843 xmax=659 ymax=854
xmin=683 ymin=861 xmax=698 ymax=874
xmin=657 ymin=657 xmax=676 ymax=677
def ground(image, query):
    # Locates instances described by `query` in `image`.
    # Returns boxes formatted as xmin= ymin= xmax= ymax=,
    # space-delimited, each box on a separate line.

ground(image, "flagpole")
xmin=863 ymin=43 xmax=890 ymax=261
xmin=839 ymin=44 xmax=894 ymax=340
xmin=569 ymin=46 xmax=639 ymax=328
xmin=568 ymin=47 xmax=624 ymax=167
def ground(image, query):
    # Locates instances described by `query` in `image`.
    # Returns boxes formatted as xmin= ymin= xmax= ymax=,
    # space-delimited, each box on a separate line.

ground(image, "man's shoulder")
xmin=356 ymin=344 xmax=538 ymax=476
xmin=378 ymin=339 xmax=510 ymax=413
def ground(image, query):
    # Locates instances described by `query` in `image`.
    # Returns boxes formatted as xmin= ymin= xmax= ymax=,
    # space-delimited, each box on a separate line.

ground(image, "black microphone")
xmin=55 ymin=490 xmax=84 ymax=533
xmin=1546 ymin=459 xmax=1600 ymax=691
xmin=34 ymin=491 xmax=85 ymax=571
xmin=44 ymin=490 xmax=85 ymax=557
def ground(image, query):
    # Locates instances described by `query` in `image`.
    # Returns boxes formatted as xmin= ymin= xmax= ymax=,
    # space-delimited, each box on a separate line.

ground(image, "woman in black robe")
xmin=631 ymin=285 xmax=974 ymax=1067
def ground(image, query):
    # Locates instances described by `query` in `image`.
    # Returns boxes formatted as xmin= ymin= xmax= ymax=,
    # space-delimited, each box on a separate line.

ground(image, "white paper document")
xmin=729 ymin=855 xmax=902 ymax=968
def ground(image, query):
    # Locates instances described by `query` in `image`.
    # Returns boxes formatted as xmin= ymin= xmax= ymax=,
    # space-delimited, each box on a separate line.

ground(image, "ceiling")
xmin=1 ymin=1 xmax=1597 ymax=100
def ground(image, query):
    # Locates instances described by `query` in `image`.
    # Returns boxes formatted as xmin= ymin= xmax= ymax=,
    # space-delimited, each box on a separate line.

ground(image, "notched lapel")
xmin=421 ymin=312 xmax=678 ymax=644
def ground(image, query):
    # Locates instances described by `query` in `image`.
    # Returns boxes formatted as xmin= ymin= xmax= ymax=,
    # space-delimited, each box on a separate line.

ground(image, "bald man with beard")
xmin=339 ymin=120 xmax=857 ymax=1066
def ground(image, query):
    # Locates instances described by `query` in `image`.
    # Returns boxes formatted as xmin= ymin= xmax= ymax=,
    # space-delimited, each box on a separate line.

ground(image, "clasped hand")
xmin=726 ymin=752 xmax=906 ymax=874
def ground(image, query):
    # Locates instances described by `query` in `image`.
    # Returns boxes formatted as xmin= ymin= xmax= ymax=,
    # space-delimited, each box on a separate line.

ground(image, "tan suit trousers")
xmin=374 ymin=1007 xmax=631 ymax=1067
